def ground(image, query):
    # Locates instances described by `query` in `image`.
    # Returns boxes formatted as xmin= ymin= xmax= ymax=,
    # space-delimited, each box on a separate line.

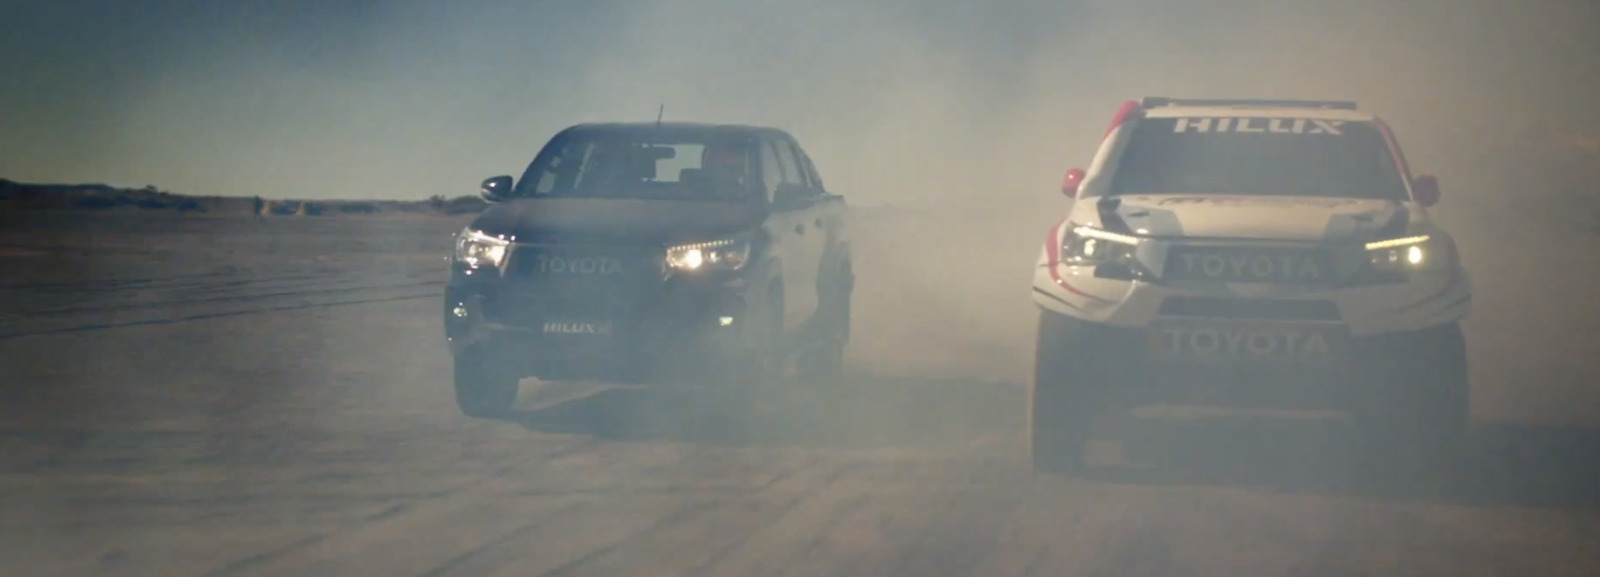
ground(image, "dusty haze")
xmin=5 ymin=2 xmax=1600 ymax=574
xmin=5 ymin=0 xmax=1599 ymax=383
xmin=3 ymin=0 xmax=1597 ymax=211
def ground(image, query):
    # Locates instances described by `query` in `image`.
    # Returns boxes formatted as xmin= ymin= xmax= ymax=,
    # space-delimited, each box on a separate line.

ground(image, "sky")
xmin=2 ymin=0 xmax=1597 ymax=207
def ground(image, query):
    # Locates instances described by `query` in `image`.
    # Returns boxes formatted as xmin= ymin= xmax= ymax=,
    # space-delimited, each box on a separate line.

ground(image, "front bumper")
xmin=1031 ymin=260 xmax=1472 ymax=336
xmin=1048 ymin=315 xmax=1443 ymax=412
xmin=443 ymin=269 xmax=752 ymax=382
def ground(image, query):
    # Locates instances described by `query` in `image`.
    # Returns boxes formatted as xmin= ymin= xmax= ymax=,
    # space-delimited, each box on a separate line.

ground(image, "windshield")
xmin=1104 ymin=116 xmax=1409 ymax=200
xmin=512 ymin=130 xmax=755 ymax=202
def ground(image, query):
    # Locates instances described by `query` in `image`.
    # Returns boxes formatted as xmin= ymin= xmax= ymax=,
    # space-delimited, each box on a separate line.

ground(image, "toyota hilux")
xmin=1029 ymin=97 xmax=1472 ymax=472
xmin=444 ymin=122 xmax=853 ymax=418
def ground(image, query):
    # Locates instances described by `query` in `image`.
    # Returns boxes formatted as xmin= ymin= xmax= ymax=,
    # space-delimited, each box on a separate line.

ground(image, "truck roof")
xmin=1143 ymin=106 xmax=1376 ymax=122
xmin=1138 ymin=97 xmax=1377 ymax=122
xmin=564 ymin=121 xmax=792 ymax=139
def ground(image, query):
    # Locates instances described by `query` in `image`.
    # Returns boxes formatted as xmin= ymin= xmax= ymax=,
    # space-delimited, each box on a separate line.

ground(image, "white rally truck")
xmin=1028 ymin=97 xmax=1472 ymax=473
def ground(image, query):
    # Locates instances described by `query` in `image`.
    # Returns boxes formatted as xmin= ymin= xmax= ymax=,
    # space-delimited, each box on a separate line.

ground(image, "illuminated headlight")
xmin=666 ymin=238 xmax=749 ymax=272
xmin=1061 ymin=224 xmax=1140 ymax=266
xmin=1364 ymin=234 xmax=1451 ymax=271
xmin=454 ymin=227 xmax=510 ymax=268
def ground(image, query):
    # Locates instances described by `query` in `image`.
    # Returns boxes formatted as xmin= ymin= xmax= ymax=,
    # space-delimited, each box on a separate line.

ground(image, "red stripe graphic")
xmin=1043 ymin=222 xmax=1113 ymax=303
xmin=1396 ymin=267 xmax=1459 ymax=312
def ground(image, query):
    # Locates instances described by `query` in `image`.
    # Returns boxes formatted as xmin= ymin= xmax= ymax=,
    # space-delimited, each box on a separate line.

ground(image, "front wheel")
xmin=797 ymin=338 xmax=845 ymax=383
xmin=1351 ymin=322 xmax=1470 ymax=468
xmin=797 ymin=276 xmax=851 ymax=384
xmin=453 ymin=349 xmax=519 ymax=418
xmin=712 ymin=281 xmax=786 ymax=389
xmin=1030 ymin=311 xmax=1122 ymax=474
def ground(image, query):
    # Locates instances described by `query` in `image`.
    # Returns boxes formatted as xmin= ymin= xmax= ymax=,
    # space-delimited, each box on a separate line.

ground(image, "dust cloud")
xmin=4 ymin=0 xmax=1594 ymax=203
xmin=5 ymin=6 xmax=1600 ymax=573
xmin=4 ymin=0 xmax=1599 ymax=382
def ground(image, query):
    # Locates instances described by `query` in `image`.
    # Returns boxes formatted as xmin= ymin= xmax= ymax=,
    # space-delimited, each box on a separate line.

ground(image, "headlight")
xmin=454 ymin=227 xmax=510 ymax=268
xmin=1061 ymin=224 xmax=1140 ymax=266
xmin=666 ymin=238 xmax=749 ymax=272
xmin=1363 ymin=234 xmax=1452 ymax=272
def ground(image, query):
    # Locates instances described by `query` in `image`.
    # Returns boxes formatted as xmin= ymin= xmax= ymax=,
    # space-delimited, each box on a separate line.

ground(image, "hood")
xmin=469 ymin=197 xmax=765 ymax=245
xmin=1093 ymin=194 xmax=1409 ymax=242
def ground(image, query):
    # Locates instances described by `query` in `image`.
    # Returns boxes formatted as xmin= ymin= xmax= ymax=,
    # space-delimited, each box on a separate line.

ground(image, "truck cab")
xmin=443 ymin=122 xmax=852 ymax=418
xmin=1029 ymin=98 xmax=1472 ymax=473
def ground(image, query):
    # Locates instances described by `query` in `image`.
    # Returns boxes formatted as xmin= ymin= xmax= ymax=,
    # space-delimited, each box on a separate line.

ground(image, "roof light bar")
xmin=1140 ymin=97 xmax=1358 ymax=110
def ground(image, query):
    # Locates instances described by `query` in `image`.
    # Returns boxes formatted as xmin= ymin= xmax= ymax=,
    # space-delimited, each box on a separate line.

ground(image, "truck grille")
xmin=501 ymin=244 xmax=661 ymax=281
xmin=486 ymin=244 xmax=662 ymax=329
xmin=1157 ymin=296 xmax=1341 ymax=322
xmin=1161 ymin=246 xmax=1335 ymax=286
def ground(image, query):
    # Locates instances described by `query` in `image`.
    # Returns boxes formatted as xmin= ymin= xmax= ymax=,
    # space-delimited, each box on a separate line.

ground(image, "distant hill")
xmin=0 ymin=179 xmax=487 ymax=217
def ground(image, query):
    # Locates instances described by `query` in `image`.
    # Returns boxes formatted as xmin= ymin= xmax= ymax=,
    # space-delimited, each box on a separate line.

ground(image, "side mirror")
xmin=480 ymin=175 xmax=513 ymax=202
xmin=1061 ymin=168 xmax=1086 ymax=197
xmin=1412 ymin=174 xmax=1440 ymax=207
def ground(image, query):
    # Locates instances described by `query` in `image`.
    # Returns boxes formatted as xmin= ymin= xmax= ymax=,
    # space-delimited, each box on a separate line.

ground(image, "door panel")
xmin=790 ymin=198 xmax=825 ymax=330
xmin=770 ymin=140 xmax=824 ymax=330
xmin=813 ymin=193 xmax=848 ymax=275
xmin=755 ymin=138 xmax=813 ymax=331
xmin=762 ymin=205 xmax=812 ymax=332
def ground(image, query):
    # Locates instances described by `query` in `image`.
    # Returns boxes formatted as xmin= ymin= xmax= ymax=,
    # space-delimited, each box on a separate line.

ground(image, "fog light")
xmin=1406 ymin=245 xmax=1424 ymax=265
xmin=452 ymin=304 xmax=469 ymax=318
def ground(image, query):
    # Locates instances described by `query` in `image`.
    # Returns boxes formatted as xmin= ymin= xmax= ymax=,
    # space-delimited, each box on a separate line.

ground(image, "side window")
xmin=652 ymin=143 xmax=704 ymax=183
xmin=758 ymin=139 xmax=782 ymax=202
xmin=783 ymin=140 xmax=818 ymax=189
xmin=792 ymin=143 xmax=825 ymax=191
xmin=773 ymin=139 xmax=803 ymax=186
xmin=532 ymin=142 xmax=594 ymax=196
xmin=534 ymin=170 xmax=556 ymax=194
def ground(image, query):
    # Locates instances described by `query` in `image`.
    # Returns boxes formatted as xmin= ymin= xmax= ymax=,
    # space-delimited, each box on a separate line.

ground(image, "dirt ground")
xmin=1 ymin=206 xmax=1598 ymax=577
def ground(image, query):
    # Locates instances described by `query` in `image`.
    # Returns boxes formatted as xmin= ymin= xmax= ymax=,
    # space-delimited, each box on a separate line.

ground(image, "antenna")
xmin=656 ymin=104 xmax=664 ymax=126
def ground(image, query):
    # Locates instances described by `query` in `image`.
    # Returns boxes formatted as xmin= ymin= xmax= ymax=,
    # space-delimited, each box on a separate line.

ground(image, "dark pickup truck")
xmin=443 ymin=122 xmax=854 ymax=417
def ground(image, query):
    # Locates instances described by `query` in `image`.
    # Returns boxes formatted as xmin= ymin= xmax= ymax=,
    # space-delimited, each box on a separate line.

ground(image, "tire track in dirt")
xmin=406 ymin=500 xmax=603 ymax=577
xmin=677 ymin=452 xmax=1029 ymax=577
xmin=16 ymin=278 xmax=443 ymax=318
xmin=535 ymin=460 xmax=860 ymax=577
xmin=0 ymin=290 xmax=442 ymax=340
xmin=198 ymin=535 xmax=331 ymax=577
xmin=21 ymin=270 xmax=331 ymax=294
xmin=1 ymin=429 xmax=615 ymax=576
xmin=203 ymin=444 xmax=825 ymax=577
xmin=0 ymin=270 xmax=360 ymax=321
xmin=0 ymin=269 xmax=240 ymax=291
xmin=199 ymin=437 xmax=605 ymax=577
xmin=405 ymin=457 xmax=853 ymax=577
xmin=879 ymin=466 xmax=1035 ymax=577
xmin=690 ymin=483 xmax=877 ymax=577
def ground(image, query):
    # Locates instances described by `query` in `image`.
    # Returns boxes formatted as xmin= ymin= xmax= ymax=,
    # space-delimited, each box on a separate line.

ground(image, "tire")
xmin=797 ymin=336 xmax=845 ymax=384
xmin=1029 ymin=311 xmax=1118 ymax=474
xmin=453 ymin=349 xmax=519 ymax=419
xmin=716 ymin=281 xmax=785 ymax=389
xmin=1352 ymin=322 xmax=1470 ymax=467
xmin=798 ymin=270 xmax=851 ymax=384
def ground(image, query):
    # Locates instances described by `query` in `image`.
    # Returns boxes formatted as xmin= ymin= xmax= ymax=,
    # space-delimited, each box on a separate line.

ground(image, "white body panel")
xmin=1031 ymin=103 xmax=1472 ymax=338
xmin=1030 ymin=222 xmax=1472 ymax=337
